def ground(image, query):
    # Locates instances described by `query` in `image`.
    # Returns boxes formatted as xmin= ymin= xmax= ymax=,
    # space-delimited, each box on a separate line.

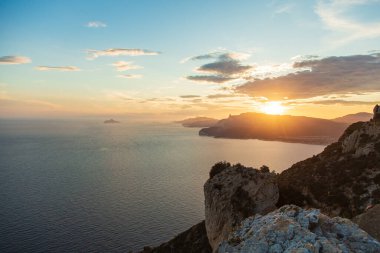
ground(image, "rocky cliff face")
xmin=278 ymin=121 xmax=380 ymax=218
xmin=204 ymin=163 xmax=278 ymax=251
xmin=218 ymin=205 xmax=380 ymax=253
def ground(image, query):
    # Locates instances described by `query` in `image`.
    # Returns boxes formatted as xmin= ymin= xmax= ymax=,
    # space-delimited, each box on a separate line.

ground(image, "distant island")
xmin=175 ymin=116 xmax=218 ymax=128
xmin=199 ymin=112 xmax=349 ymax=144
xmin=104 ymin=119 xmax=120 ymax=124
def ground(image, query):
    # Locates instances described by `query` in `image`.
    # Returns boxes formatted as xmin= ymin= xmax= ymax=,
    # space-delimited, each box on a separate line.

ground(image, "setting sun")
xmin=260 ymin=102 xmax=286 ymax=115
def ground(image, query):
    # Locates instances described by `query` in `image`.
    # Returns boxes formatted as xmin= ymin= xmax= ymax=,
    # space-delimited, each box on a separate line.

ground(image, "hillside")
xmin=278 ymin=121 xmax=380 ymax=218
xmin=333 ymin=112 xmax=372 ymax=124
xmin=176 ymin=117 xmax=218 ymax=128
xmin=199 ymin=112 xmax=348 ymax=144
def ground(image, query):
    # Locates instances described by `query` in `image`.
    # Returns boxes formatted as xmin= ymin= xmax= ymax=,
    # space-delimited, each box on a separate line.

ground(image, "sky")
xmin=1 ymin=0 xmax=380 ymax=120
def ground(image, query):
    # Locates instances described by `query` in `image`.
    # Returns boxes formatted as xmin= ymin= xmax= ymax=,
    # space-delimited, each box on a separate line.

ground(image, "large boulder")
xmin=218 ymin=205 xmax=380 ymax=253
xmin=278 ymin=121 xmax=380 ymax=218
xmin=353 ymin=204 xmax=380 ymax=241
xmin=204 ymin=162 xmax=278 ymax=251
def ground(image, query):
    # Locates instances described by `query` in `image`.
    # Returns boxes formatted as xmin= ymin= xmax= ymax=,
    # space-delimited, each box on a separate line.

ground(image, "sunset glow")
xmin=260 ymin=102 xmax=287 ymax=115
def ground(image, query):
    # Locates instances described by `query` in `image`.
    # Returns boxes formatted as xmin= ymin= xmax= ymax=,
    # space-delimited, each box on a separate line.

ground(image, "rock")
xmin=278 ymin=121 xmax=380 ymax=218
xmin=218 ymin=205 xmax=380 ymax=253
xmin=353 ymin=204 xmax=380 ymax=241
xmin=204 ymin=163 xmax=278 ymax=251
xmin=137 ymin=221 xmax=211 ymax=253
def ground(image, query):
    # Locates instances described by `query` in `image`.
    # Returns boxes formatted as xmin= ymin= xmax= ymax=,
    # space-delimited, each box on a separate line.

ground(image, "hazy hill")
xmin=333 ymin=112 xmax=372 ymax=124
xmin=176 ymin=117 xmax=218 ymax=128
xmin=199 ymin=112 xmax=348 ymax=144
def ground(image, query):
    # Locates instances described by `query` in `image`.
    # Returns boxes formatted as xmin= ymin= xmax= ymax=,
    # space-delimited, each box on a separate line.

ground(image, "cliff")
xmin=199 ymin=112 xmax=348 ymax=144
xmin=278 ymin=121 xmax=380 ymax=218
xmin=137 ymin=120 xmax=380 ymax=252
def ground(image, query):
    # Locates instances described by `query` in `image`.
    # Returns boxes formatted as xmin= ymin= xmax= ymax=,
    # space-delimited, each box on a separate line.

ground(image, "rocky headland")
xmin=199 ymin=112 xmax=348 ymax=145
xmin=139 ymin=120 xmax=380 ymax=252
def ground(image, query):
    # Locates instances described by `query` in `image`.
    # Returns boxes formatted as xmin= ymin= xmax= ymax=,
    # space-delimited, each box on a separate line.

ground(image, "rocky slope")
xmin=199 ymin=112 xmax=348 ymax=144
xmin=218 ymin=205 xmax=380 ymax=253
xmin=138 ymin=221 xmax=211 ymax=253
xmin=204 ymin=162 xmax=278 ymax=251
xmin=278 ymin=121 xmax=380 ymax=218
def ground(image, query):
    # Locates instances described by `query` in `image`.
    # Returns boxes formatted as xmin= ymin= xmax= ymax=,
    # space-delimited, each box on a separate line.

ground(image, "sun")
xmin=260 ymin=102 xmax=287 ymax=115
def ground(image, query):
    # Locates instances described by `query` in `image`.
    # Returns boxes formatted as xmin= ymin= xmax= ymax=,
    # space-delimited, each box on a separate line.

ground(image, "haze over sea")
xmin=0 ymin=119 xmax=324 ymax=252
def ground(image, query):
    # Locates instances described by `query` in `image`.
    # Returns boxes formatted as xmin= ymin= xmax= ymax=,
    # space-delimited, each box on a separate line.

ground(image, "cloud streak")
xmin=87 ymin=48 xmax=160 ymax=59
xmin=236 ymin=53 xmax=380 ymax=100
xmin=112 ymin=61 xmax=142 ymax=71
xmin=117 ymin=74 xmax=142 ymax=79
xmin=316 ymin=0 xmax=380 ymax=45
xmin=36 ymin=66 xmax=81 ymax=71
xmin=0 ymin=56 xmax=31 ymax=65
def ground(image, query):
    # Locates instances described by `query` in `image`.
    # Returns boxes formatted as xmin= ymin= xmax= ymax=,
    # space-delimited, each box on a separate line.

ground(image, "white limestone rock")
xmin=218 ymin=205 xmax=380 ymax=253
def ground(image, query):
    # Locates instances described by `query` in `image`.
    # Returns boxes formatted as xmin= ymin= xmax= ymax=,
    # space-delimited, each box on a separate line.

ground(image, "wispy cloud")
xmin=0 ymin=56 xmax=31 ymax=65
xmin=184 ymin=50 xmax=253 ymax=84
xmin=236 ymin=53 xmax=380 ymax=100
xmin=117 ymin=74 xmax=142 ymax=79
xmin=111 ymin=61 xmax=142 ymax=71
xmin=316 ymin=0 xmax=380 ymax=45
xmin=86 ymin=21 xmax=107 ymax=28
xmin=36 ymin=66 xmax=81 ymax=71
xmin=87 ymin=48 xmax=160 ymax=60
xmin=180 ymin=95 xmax=201 ymax=99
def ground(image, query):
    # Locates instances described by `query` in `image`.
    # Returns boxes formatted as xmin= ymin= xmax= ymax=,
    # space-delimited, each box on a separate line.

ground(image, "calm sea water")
xmin=0 ymin=119 xmax=325 ymax=252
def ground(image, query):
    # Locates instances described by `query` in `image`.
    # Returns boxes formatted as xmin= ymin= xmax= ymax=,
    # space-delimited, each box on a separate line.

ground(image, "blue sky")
xmin=1 ymin=0 xmax=380 ymax=119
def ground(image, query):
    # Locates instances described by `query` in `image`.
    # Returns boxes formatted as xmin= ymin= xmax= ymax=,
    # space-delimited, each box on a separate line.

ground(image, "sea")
xmin=0 ymin=119 xmax=325 ymax=252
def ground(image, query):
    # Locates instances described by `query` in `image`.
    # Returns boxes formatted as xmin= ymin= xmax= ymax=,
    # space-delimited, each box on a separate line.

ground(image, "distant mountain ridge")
xmin=176 ymin=117 xmax=218 ymax=128
xmin=199 ymin=112 xmax=348 ymax=144
xmin=332 ymin=112 xmax=372 ymax=124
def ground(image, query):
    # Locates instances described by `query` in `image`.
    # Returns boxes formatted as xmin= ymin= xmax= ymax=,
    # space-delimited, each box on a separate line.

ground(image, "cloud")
xmin=207 ymin=94 xmax=239 ymax=99
xmin=87 ymin=48 xmax=160 ymax=60
xmin=36 ymin=66 xmax=81 ymax=71
xmin=117 ymin=74 xmax=142 ymax=79
xmin=180 ymin=95 xmax=201 ymax=98
xmin=304 ymin=100 xmax=378 ymax=106
xmin=316 ymin=0 xmax=380 ymax=45
xmin=86 ymin=21 xmax=107 ymax=28
xmin=187 ymin=75 xmax=235 ymax=83
xmin=112 ymin=61 xmax=142 ymax=71
xmin=0 ymin=56 xmax=31 ymax=65
xmin=185 ymin=51 xmax=253 ymax=84
xmin=236 ymin=53 xmax=380 ymax=100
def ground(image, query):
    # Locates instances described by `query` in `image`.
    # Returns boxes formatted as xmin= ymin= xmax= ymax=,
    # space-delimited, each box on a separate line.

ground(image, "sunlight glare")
xmin=260 ymin=102 xmax=286 ymax=115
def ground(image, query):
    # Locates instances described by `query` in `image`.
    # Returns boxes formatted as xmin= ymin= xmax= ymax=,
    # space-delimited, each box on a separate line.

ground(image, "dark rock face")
xmin=353 ymin=204 xmax=380 ymax=241
xmin=278 ymin=121 xmax=380 ymax=218
xmin=137 ymin=221 xmax=211 ymax=253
